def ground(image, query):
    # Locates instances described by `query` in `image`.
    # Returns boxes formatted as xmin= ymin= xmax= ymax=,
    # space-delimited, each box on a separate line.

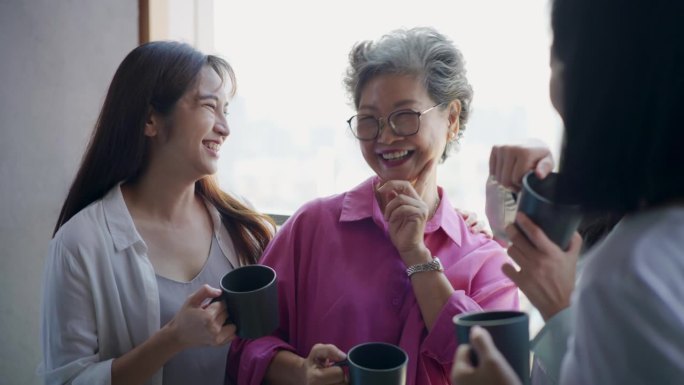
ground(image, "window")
xmin=211 ymin=0 xmax=562 ymax=220
xmin=147 ymin=0 xmax=561 ymax=333
xmin=145 ymin=0 xmax=561 ymax=220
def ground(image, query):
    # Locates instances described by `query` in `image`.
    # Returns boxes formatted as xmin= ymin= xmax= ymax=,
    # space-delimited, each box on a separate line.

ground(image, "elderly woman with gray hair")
xmin=228 ymin=27 xmax=518 ymax=385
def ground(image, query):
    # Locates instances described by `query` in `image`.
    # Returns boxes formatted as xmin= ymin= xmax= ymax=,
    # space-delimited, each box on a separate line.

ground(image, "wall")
xmin=0 ymin=1 xmax=137 ymax=383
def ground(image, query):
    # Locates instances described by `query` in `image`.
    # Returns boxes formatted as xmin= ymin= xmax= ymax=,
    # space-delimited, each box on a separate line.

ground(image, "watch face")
xmin=434 ymin=257 xmax=444 ymax=270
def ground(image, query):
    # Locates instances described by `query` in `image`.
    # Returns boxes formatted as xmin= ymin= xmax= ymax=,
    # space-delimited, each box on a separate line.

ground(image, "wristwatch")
xmin=406 ymin=257 xmax=444 ymax=277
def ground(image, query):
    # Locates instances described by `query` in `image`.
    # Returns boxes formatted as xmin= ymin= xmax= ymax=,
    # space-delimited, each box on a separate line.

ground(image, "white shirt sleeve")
xmin=530 ymin=307 xmax=572 ymax=385
xmin=40 ymin=237 xmax=113 ymax=385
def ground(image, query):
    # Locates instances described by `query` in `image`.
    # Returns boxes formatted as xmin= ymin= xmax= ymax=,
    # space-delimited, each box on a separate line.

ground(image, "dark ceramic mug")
xmin=517 ymin=171 xmax=583 ymax=250
xmin=454 ymin=311 xmax=530 ymax=385
xmin=336 ymin=342 xmax=408 ymax=385
xmin=215 ymin=264 xmax=279 ymax=339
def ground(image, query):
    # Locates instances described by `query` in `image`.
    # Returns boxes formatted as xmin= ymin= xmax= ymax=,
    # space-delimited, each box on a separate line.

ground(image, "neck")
xmin=413 ymin=172 xmax=440 ymax=219
xmin=122 ymin=165 xmax=201 ymax=224
xmin=426 ymin=187 xmax=441 ymax=219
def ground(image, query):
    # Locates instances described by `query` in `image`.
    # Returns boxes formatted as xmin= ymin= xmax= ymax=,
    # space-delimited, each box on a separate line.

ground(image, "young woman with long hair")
xmin=40 ymin=41 xmax=274 ymax=385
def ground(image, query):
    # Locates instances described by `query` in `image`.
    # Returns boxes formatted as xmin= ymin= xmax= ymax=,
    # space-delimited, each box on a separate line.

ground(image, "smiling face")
xmin=146 ymin=66 xmax=231 ymax=180
xmin=357 ymin=73 xmax=457 ymax=183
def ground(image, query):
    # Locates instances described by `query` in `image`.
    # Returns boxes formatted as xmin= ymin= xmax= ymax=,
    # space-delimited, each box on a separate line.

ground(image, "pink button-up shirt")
xmin=228 ymin=176 xmax=518 ymax=385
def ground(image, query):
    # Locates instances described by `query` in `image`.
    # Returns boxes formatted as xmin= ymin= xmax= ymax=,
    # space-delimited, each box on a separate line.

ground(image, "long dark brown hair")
xmin=54 ymin=41 xmax=273 ymax=265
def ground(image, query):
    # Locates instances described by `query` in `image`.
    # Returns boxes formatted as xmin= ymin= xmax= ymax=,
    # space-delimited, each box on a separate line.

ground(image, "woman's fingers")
xmin=452 ymin=344 xmax=477 ymax=377
xmin=511 ymin=213 xmax=558 ymax=253
xmin=383 ymin=194 xmax=426 ymax=218
xmin=501 ymin=263 xmax=521 ymax=284
xmin=506 ymin=241 xmax=539 ymax=271
xmin=505 ymin=222 xmax=538 ymax=257
xmin=489 ymin=146 xmax=499 ymax=176
xmin=469 ymin=326 xmax=498 ymax=360
xmin=186 ymin=284 xmax=222 ymax=308
xmin=307 ymin=344 xmax=347 ymax=385
xmin=376 ymin=160 xmax=437 ymax=221
xmin=500 ymin=152 xmax=518 ymax=189
xmin=534 ymin=154 xmax=554 ymax=178
xmin=489 ymin=144 xmax=555 ymax=192
xmin=216 ymin=323 xmax=237 ymax=345
xmin=309 ymin=343 xmax=347 ymax=366
xmin=377 ymin=180 xmax=420 ymax=200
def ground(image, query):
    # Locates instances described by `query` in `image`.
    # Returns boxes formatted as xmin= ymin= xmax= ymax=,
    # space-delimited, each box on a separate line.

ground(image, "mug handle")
xmin=209 ymin=292 xmax=225 ymax=305
xmin=333 ymin=358 xmax=349 ymax=367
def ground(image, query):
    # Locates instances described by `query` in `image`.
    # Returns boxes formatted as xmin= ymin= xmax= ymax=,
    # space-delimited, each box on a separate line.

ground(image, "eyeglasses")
xmin=347 ymin=103 xmax=443 ymax=141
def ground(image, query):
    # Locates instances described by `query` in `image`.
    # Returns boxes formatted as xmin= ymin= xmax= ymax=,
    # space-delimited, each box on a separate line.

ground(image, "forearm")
xmin=407 ymin=247 xmax=455 ymax=330
xmin=263 ymin=350 xmax=305 ymax=385
xmin=411 ymin=271 xmax=455 ymax=330
xmin=111 ymin=324 xmax=185 ymax=385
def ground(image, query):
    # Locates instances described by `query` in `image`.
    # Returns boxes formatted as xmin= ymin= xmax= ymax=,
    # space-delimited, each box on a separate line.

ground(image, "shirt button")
xmin=392 ymin=298 xmax=401 ymax=306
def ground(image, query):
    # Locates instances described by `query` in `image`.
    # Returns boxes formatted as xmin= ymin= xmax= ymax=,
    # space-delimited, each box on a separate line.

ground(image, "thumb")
xmin=534 ymin=155 xmax=554 ymax=179
xmin=452 ymin=344 xmax=476 ymax=380
xmin=501 ymin=263 xmax=521 ymax=286
xmin=469 ymin=326 xmax=499 ymax=361
xmin=186 ymin=284 xmax=222 ymax=308
xmin=313 ymin=343 xmax=347 ymax=362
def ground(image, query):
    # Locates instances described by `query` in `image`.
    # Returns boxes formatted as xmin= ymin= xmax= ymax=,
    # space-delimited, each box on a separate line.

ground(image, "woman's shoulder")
xmin=287 ymin=192 xmax=347 ymax=224
xmin=582 ymin=206 xmax=684 ymax=291
xmin=593 ymin=207 xmax=683 ymax=260
xmin=50 ymin=193 xmax=122 ymax=264
xmin=53 ymin=199 xmax=107 ymax=244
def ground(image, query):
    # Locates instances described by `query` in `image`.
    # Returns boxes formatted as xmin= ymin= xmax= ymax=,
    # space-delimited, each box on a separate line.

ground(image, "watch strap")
xmin=406 ymin=257 xmax=444 ymax=277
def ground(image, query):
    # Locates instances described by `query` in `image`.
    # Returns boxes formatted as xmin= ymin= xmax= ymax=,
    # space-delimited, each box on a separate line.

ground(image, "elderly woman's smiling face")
xmin=355 ymin=73 xmax=457 ymax=183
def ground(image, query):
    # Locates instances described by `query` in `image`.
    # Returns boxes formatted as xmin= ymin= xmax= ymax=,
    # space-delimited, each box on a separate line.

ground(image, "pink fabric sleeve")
xmin=227 ymin=336 xmax=295 ymax=385
xmin=420 ymin=240 xmax=520 ymax=368
xmin=226 ymin=217 xmax=301 ymax=385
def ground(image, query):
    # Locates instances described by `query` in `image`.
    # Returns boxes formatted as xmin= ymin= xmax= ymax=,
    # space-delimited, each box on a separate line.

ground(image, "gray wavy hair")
xmin=344 ymin=27 xmax=473 ymax=161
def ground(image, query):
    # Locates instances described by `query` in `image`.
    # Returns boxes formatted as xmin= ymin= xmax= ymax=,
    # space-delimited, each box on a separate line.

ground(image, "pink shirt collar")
xmin=340 ymin=176 xmax=463 ymax=246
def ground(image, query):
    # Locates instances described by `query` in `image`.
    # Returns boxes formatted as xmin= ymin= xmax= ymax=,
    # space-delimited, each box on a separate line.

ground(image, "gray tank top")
xmin=157 ymin=236 xmax=233 ymax=385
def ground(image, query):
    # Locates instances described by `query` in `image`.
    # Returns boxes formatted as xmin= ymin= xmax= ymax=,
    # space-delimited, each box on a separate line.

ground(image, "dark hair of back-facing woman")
xmin=553 ymin=0 xmax=684 ymax=214
xmin=53 ymin=41 xmax=273 ymax=265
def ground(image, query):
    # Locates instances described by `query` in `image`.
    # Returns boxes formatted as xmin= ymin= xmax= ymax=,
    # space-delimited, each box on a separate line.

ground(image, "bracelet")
xmin=406 ymin=257 xmax=444 ymax=277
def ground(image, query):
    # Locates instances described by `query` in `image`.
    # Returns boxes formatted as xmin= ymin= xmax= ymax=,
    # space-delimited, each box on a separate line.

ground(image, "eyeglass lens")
xmin=351 ymin=111 xmax=420 ymax=139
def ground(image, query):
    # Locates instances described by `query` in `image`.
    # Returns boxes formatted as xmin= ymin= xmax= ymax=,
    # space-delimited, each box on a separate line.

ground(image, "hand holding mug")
xmin=516 ymin=172 xmax=583 ymax=250
xmin=453 ymin=311 xmax=529 ymax=385
xmin=335 ymin=342 xmax=408 ymax=385
xmin=303 ymin=343 xmax=347 ymax=385
xmin=504 ymin=213 xmax=581 ymax=320
xmin=166 ymin=284 xmax=237 ymax=349
xmin=215 ymin=265 xmax=279 ymax=339
xmin=451 ymin=326 xmax=522 ymax=385
xmin=486 ymin=144 xmax=554 ymax=244
xmin=489 ymin=144 xmax=554 ymax=192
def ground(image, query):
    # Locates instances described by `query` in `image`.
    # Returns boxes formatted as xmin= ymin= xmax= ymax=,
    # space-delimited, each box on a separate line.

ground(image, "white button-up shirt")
xmin=559 ymin=207 xmax=684 ymax=385
xmin=39 ymin=184 xmax=240 ymax=385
